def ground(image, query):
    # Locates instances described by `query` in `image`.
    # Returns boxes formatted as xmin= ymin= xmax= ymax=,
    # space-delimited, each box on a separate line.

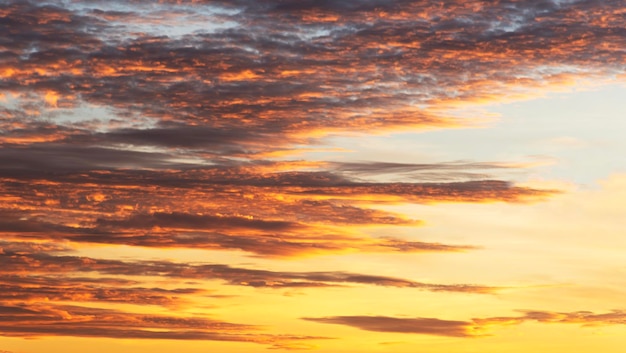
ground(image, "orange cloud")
xmin=1 ymin=1 xmax=618 ymax=350
xmin=5 ymin=0 xmax=623 ymax=150
xmin=0 ymin=240 xmax=495 ymax=293
xmin=0 ymin=302 xmax=326 ymax=347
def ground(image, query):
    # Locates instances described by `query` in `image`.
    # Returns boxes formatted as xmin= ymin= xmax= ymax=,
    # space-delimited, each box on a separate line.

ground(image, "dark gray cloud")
xmin=95 ymin=212 xmax=298 ymax=231
xmin=0 ymin=144 xmax=190 ymax=173
xmin=331 ymin=161 xmax=514 ymax=175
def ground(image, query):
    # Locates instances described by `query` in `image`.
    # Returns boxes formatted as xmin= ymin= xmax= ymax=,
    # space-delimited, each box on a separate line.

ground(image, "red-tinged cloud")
xmin=0 ymin=274 xmax=203 ymax=307
xmin=2 ymin=1 xmax=605 ymax=347
xmin=0 ymin=240 xmax=495 ymax=293
xmin=306 ymin=309 xmax=626 ymax=337
xmin=0 ymin=302 xmax=326 ymax=348
xmin=0 ymin=157 xmax=554 ymax=257
xmin=2 ymin=0 xmax=566 ymax=261
xmin=0 ymin=208 xmax=472 ymax=257
xmin=0 ymin=2 xmax=610 ymax=349
xmin=60 ymin=233 xmax=476 ymax=258
xmin=2 ymin=0 xmax=624 ymax=156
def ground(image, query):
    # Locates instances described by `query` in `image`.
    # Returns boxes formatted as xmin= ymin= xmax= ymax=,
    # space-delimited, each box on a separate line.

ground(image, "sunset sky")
xmin=1 ymin=0 xmax=626 ymax=352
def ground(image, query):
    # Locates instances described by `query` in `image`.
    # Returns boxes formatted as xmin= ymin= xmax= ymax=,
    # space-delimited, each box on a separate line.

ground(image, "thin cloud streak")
xmin=306 ymin=309 xmax=626 ymax=337
xmin=304 ymin=316 xmax=476 ymax=337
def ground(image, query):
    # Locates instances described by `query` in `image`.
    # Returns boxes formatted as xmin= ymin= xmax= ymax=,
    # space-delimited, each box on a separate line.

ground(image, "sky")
xmin=1 ymin=0 xmax=626 ymax=352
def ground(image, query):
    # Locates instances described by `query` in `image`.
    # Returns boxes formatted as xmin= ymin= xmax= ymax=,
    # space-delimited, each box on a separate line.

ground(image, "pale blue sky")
xmin=321 ymin=83 xmax=626 ymax=187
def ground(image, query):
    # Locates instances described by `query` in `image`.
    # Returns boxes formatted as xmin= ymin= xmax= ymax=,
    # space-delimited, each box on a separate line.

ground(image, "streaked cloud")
xmin=0 ymin=160 xmax=553 ymax=257
xmin=306 ymin=309 xmax=626 ymax=337
xmin=1 ymin=0 xmax=622 ymax=351
xmin=305 ymin=315 xmax=476 ymax=337
xmin=0 ymin=302 xmax=325 ymax=348
xmin=0 ymin=240 xmax=495 ymax=293
xmin=0 ymin=274 xmax=202 ymax=307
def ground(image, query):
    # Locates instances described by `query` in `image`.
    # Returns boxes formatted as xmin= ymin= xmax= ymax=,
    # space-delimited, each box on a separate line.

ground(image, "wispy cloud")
xmin=306 ymin=309 xmax=626 ymax=337
xmin=0 ymin=274 xmax=203 ymax=307
xmin=305 ymin=315 xmax=476 ymax=337
xmin=0 ymin=302 xmax=326 ymax=348
xmin=0 ymin=240 xmax=496 ymax=293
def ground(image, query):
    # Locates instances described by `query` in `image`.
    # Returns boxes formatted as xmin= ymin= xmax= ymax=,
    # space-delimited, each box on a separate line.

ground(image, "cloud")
xmin=0 ymin=239 xmax=497 ymax=346
xmin=305 ymin=309 xmax=626 ymax=337
xmin=1 ymin=1 xmax=619 ymax=349
xmin=0 ymin=158 xmax=553 ymax=203
xmin=474 ymin=309 xmax=626 ymax=327
xmin=0 ymin=240 xmax=494 ymax=293
xmin=0 ymin=158 xmax=552 ymax=257
xmin=0 ymin=209 xmax=471 ymax=257
xmin=0 ymin=302 xmax=325 ymax=346
xmin=0 ymin=274 xmax=202 ymax=307
xmin=330 ymin=161 xmax=516 ymax=181
xmin=59 ymin=232 xmax=476 ymax=258
xmin=3 ymin=0 xmax=623 ymax=155
xmin=0 ymin=144 xmax=191 ymax=172
xmin=304 ymin=316 xmax=476 ymax=337
xmin=1 ymin=0 xmax=563 ymax=261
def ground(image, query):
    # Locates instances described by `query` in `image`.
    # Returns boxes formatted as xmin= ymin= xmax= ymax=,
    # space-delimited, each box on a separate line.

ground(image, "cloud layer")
xmin=1 ymin=0 xmax=622 ymax=350
xmin=0 ymin=240 xmax=497 ymax=293
xmin=1 ymin=0 xmax=563 ymax=261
